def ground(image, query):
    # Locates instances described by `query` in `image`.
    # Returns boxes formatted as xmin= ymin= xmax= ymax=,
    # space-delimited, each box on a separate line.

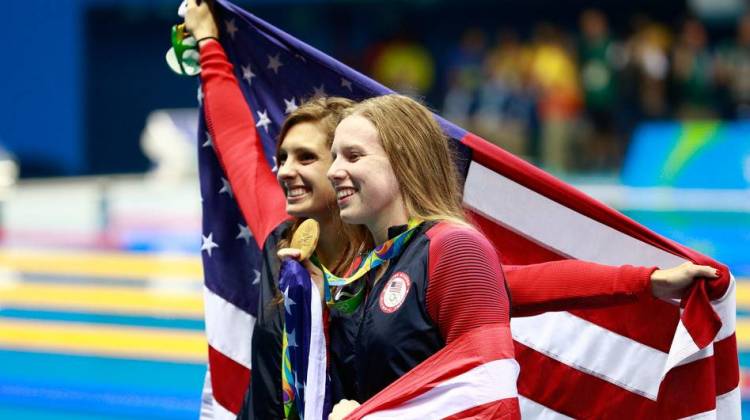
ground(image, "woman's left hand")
xmin=328 ymin=399 xmax=360 ymax=420
xmin=184 ymin=0 xmax=218 ymax=41
xmin=650 ymin=262 xmax=720 ymax=300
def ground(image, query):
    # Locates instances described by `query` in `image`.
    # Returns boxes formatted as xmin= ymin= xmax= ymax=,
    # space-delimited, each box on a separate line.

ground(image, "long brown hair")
xmin=275 ymin=97 xmax=372 ymax=276
xmin=345 ymin=94 xmax=468 ymax=225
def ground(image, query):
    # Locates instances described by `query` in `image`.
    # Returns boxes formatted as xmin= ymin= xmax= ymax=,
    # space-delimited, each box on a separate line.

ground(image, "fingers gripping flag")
xmin=198 ymin=0 xmax=740 ymax=418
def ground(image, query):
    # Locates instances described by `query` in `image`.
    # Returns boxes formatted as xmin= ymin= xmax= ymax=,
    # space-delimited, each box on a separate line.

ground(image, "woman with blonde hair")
xmin=323 ymin=94 xmax=519 ymax=417
xmin=319 ymin=94 xmax=719 ymax=418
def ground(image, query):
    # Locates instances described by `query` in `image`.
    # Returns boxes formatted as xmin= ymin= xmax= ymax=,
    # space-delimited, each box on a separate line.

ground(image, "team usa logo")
xmin=379 ymin=272 xmax=411 ymax=314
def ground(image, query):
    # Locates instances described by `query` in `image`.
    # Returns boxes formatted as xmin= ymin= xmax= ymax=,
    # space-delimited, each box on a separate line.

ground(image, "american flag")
xmin=279 ymin=260 xmax=328 ymax=419
xmin=197 ymin=0 xmax=740 ymax=418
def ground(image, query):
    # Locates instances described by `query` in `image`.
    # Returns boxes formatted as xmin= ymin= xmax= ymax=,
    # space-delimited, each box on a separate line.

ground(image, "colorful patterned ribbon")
xmin=316 ymin=219 xmax=422 ymax=313
xmin=281 ymin=323 xmax=297 ymax=419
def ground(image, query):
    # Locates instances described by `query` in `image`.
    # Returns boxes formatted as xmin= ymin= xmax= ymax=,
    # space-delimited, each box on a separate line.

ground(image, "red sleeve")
xmin=199 ymin=40 xmax=288 ymax=248
xmin=425 ymin=224 xmax=510 ymax=344
xmin=506 ymin=261 xmax=657 ymax=317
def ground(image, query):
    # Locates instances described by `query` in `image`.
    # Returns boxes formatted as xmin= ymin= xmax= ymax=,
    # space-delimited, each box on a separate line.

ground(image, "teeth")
xmin=337 ymin=189 xmax=355 ymax=200
xmin=288 ymin=187 xmax=307 ymax=198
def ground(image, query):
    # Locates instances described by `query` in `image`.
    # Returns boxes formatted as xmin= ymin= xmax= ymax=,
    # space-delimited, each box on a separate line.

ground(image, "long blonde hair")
xmin=276 ymin=97 xmax=373 ymax=276
xmin=345 ymin=94 xmax=468 ymax=225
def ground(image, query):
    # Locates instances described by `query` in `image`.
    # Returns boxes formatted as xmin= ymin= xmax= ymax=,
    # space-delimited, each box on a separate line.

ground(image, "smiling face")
xmin=276 ymin=121 xmax=336 ymax=219
xmin=327 ymin=114 xmax=406 ymax=236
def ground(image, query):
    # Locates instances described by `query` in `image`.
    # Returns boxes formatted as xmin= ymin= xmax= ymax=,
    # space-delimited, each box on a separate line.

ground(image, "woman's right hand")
xmin=650 ymin=262 xmax=719 ymax=300
xmin=184 ymin=0 xmax=219 ymax=41
xmin=278 ymin=248 xmax=326 ymax=300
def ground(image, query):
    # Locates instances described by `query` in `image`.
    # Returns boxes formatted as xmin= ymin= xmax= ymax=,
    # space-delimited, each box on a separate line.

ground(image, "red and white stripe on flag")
xmin=203 ymin=287 xmax=256 ymax=419
xmin=346 ymin=324 xmax=521 ymax=419
xmin=461 ymin=133 xmax=740 ymax=419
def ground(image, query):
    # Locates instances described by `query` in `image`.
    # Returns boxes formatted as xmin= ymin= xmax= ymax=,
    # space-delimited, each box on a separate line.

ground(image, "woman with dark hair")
xmin=186 ymin=3 xmax=370 ymax=418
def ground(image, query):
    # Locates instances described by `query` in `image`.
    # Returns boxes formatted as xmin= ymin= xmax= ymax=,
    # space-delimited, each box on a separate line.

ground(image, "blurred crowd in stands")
xmin=363 ymin=10 xmax=750 ymax=173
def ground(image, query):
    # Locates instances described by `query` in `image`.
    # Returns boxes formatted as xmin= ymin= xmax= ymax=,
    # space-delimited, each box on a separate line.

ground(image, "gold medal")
xmin=291 ymin=219 xmax=320 ymax=260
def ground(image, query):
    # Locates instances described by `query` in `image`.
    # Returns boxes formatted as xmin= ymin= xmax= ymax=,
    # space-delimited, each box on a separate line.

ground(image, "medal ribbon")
xmin=281 ymin=323 xmax=297 ymax=419
xmin=315 ymin=219 xmax=422 ymax=312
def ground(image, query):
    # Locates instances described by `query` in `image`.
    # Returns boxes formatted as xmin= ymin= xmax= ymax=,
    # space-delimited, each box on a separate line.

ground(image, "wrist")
xmin=191 ymin=26 xmax=219 ymax=42
xmin=650 ymin=269 xmax=665 ymax=287
xmin=196 ymin=36 xmax=219 ymax=47
xmin=649 ymin=269 xmax=672 ymax=298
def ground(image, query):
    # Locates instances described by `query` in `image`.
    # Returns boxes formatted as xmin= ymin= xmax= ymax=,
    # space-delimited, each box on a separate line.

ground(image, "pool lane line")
xmin=0 ymin=318 xmax=206 ymax=363
xmin=0 ymin=249 xmax=202 ymax=281
xmin=0 ymin=282 xmax=203 ymax=318
xmin=0 ymin=307 xmax=204 ymax=330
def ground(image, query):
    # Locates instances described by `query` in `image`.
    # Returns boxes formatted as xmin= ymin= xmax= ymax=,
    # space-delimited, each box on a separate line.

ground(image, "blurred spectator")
xmin=474 ymin=29 xmax=536 ymax=157
xmin=351 ymin=10 xmax=750 ymax=175
xmin=369 ymin=29 xmax=435 ymax=96
xmin=528 ymin=23 xmax=582 ymax=173
xmin=715 ymin=13 xmax=750 ymax=119
xmin=442 ymin=28 xmax=487 ymax=128
xmin=621 ymin=17 xmax=672 ymax=120
xmin=578 ymin=9 xmax=622 ymax=170
xmin=671 ymin=18 xmax=717 ymax=119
